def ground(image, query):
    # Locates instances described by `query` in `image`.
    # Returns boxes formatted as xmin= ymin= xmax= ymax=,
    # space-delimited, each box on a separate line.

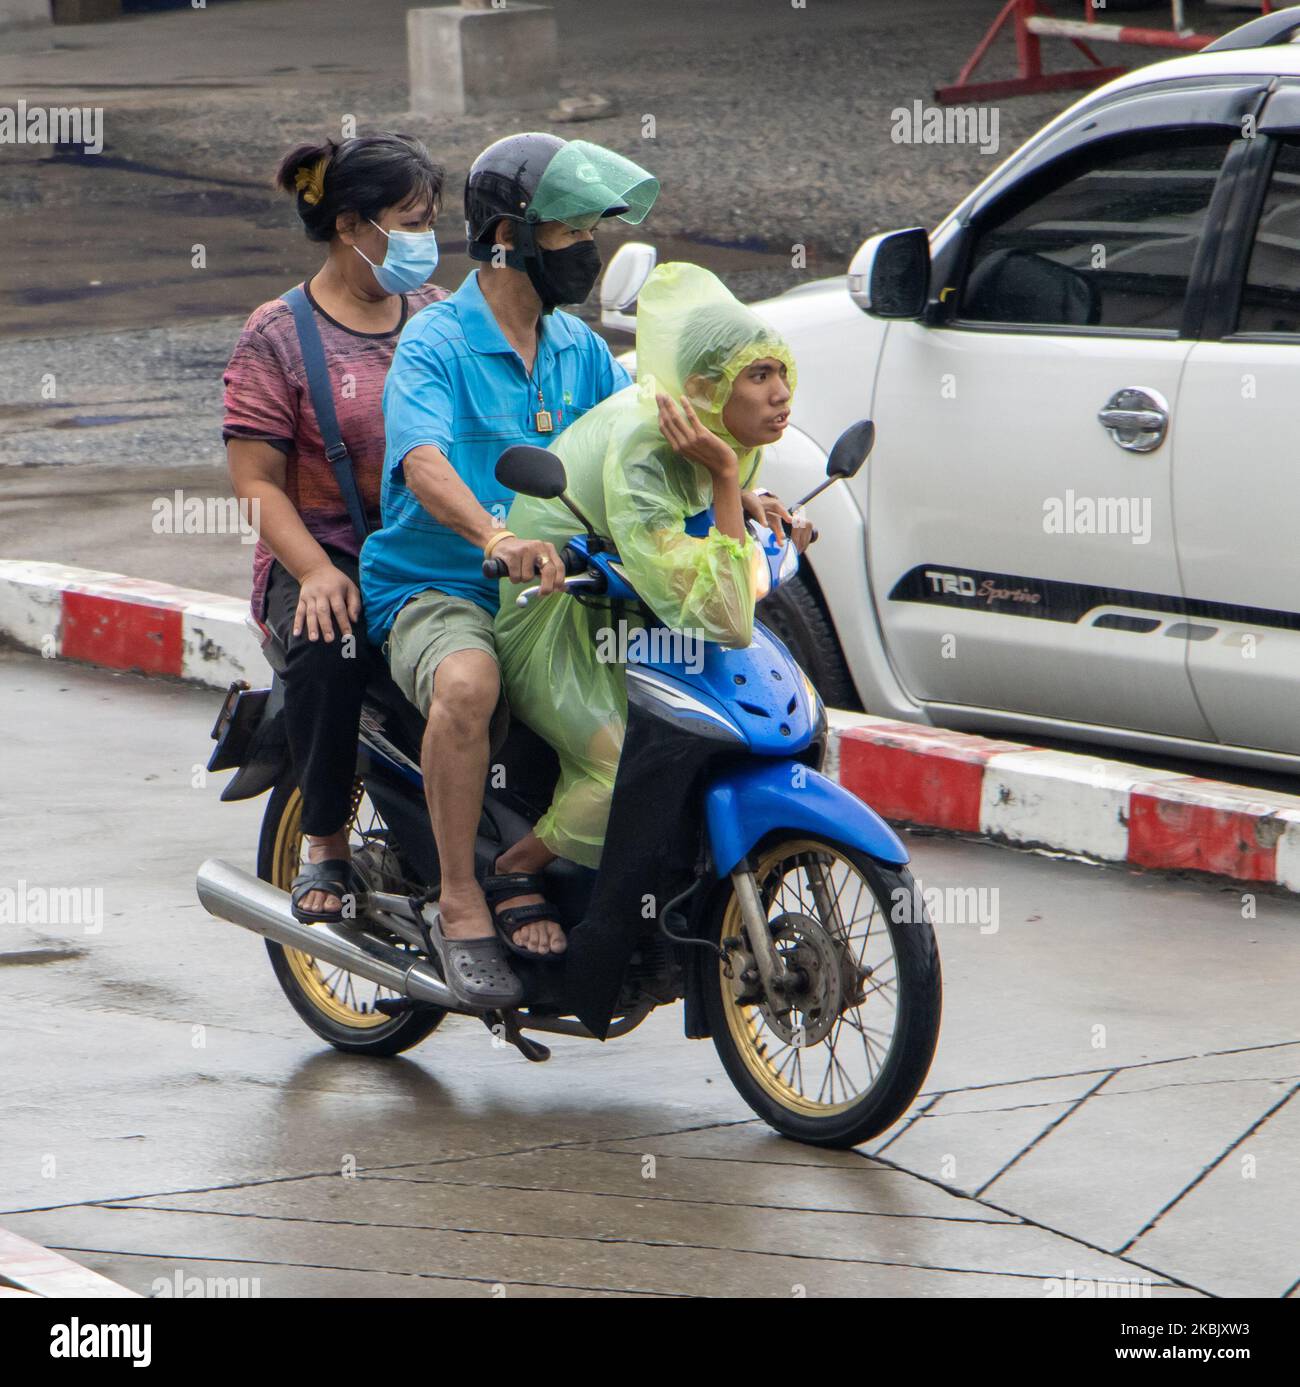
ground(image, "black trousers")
xmin=264 ymin=548 xmax=386 ymax=838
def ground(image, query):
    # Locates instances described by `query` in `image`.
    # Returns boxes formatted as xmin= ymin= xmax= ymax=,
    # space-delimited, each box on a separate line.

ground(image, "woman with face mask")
xmin=492 ymin=262 xmax=810 ymax=902
xmin=223 ymin=133 xmax=444 ymax=924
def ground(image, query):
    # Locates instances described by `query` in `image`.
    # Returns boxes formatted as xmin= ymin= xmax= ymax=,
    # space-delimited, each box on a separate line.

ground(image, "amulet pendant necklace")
xmin=534 ymin=386 xmax=553 ymax=434
xmin=527 ymin=354 xmax=553 ymax=434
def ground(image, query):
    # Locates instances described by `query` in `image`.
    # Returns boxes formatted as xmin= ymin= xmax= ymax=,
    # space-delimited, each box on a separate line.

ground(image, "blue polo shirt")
xmin=361 ymin=269 xmax=631 ymax=642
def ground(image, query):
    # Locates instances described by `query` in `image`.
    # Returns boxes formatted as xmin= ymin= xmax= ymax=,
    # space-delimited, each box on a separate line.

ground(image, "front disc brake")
xmin=758 ymin=911 xmax=844 ymax=1047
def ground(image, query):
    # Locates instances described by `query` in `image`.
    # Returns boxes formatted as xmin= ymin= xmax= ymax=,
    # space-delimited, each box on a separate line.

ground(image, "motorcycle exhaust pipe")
xmin=195 ymin=858 xmax=457 ymax=1010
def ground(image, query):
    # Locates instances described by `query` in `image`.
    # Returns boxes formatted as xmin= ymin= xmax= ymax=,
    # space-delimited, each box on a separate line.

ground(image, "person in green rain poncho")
xmin=493 ymin=261 xmax=812 ymax=907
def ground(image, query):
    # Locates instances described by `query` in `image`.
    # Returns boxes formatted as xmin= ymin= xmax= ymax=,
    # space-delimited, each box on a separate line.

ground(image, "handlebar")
xmin=481 ymin=543 xmax=587 ymax=581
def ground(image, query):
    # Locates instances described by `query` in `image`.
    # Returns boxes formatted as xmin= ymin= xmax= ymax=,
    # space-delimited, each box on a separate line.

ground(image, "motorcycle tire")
xmin=257 ymin=778 xmax=445 ymax=1056
xmin=705 ymin=836 xmax=941 ymax=1148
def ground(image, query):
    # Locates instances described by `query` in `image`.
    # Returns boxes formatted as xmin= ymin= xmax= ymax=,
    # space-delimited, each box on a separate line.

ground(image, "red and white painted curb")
xmin=0 ymin=560 xmax=260 ymax=688
xmin=831 ymin=713 xmax=1300 ymax=895
xmin=4 ymin=560 xmax=1300 ymax=895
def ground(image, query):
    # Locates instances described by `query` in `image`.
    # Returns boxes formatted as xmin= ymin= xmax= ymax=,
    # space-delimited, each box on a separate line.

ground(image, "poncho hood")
xmin=633 ymin=262 xmax=797 ymax=452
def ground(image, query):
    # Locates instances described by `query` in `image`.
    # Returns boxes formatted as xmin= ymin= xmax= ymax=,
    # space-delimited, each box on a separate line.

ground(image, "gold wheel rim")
xmin=271 ymin=783 xmax=396 ymax=1030
xmin=718 ymin=839 xmax=900 ymax=1117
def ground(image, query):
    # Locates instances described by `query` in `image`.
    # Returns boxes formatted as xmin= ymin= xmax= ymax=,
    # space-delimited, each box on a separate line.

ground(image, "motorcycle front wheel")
xmin=705 ymin=837 xmax=941 ymax=1149
xmin=257 ymin=778 xmax=446 ymax=1056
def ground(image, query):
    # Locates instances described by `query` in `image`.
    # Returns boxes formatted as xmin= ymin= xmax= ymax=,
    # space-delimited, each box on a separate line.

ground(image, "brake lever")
xmin=515 ymin=576 xmax=603 ymax=608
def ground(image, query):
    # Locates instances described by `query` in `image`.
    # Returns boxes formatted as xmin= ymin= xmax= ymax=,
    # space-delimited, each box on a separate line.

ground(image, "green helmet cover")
xmin=526 ymin=140 xmax=659 ymax=231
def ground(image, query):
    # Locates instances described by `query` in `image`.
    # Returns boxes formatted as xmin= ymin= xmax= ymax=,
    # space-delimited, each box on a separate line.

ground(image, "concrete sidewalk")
xmin=0 ymin=1228 xmax=136 ymax=1298
xmin=3 ymin=648 xmax=1297 ymax=1297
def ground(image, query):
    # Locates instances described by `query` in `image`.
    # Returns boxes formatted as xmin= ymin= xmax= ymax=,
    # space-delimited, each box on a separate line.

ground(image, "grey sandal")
xmin=421 ymin=908 xmax=523 ymax=1010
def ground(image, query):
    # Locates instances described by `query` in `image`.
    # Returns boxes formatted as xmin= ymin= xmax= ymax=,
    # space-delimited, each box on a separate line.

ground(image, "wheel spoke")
xmin=280 ymin=784 xmax=419 ymax=1030
xmin=826 ymin=1022 xmax=859 ymax=1099
xmin=771 ymin=1039 xmax=799 ymax=1085
xmin=818 ymin=1048 xmax=834 ymax=1104
xmin=722 ymin=842 xmax=922 ymax=1117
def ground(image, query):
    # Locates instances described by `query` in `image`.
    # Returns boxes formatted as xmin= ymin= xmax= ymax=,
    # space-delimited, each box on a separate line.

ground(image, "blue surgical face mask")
xmin=354 ymin=219 xmax=439 ymax=294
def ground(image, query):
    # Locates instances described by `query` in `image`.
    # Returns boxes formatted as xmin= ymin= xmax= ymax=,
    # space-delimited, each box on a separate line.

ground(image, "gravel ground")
xmin=78 ymin=0 xmax=1082 ymax=274
xmin=0 ymin=0 xmax=1248 ymax=588
xmin=4 ymin=0 xmax=1244 ymax=313
xmin=0 ymin=318 xmax=233 ymax=470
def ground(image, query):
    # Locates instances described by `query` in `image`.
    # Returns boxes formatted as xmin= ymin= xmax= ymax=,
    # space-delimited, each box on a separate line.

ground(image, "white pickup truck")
xmin=607 ymin=10 xmax=1300 ymax=776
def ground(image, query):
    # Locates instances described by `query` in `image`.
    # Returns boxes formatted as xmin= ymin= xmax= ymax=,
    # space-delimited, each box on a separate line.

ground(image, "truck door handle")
xmin=1097 ymin=387 xmax=1169 ymax=453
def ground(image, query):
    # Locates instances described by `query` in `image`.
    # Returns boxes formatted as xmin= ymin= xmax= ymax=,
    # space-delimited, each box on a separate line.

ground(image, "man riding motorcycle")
xmin=359 ymin=132 xmax=659 ymax=1011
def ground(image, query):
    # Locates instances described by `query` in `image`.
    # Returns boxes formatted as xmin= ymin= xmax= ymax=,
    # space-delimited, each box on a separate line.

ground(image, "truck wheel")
xmin=760 ymin=574 xmax=861 ymax=711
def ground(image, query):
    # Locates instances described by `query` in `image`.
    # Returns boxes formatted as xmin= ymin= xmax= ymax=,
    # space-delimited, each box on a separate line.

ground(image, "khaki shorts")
xmin=386 ymin=588 xmax=502 ymax=723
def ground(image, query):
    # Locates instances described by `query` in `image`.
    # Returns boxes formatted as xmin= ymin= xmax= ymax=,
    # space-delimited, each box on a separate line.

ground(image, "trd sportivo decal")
xmin=889 ymin=566 xmax=1300 ymax=632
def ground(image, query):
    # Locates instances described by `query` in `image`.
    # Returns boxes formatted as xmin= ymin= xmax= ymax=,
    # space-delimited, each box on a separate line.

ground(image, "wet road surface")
xmin=1 ymin=649 xmax=1297 ymax=1297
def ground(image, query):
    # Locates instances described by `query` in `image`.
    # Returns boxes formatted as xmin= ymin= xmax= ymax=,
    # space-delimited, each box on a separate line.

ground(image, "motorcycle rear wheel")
xmin=258 ymin=778 xmax=445 ymax=1056
xmin=705 ymin=837 xmax=941 ymax=1149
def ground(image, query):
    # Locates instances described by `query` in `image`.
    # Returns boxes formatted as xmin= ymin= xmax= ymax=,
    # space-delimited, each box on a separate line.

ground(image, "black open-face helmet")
xmin=464 ymin=132 xmax=658 ymax=258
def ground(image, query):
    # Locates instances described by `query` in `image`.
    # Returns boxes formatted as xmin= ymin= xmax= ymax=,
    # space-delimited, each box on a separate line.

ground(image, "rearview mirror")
xmin=792 ymin=419 xmax=875 ymax=511
xmin=496 ymin=445 xmax=568 ymax=499
xmin=601 ymin=241 xmax=658 ymax=333
xmin=827 ymin=419 xmax=875 ymax=479
xmin=848 ymin=228 xmax=930 ymax=319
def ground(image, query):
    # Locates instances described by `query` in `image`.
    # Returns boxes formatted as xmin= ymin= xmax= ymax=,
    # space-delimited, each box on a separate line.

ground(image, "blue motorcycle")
xmin=197 ymin=419 xmax=941 ymax=1148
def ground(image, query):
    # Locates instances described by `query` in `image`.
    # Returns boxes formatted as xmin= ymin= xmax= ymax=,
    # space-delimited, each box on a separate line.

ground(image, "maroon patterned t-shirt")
xmin=222 ymin=279 xmax=448 ymax=618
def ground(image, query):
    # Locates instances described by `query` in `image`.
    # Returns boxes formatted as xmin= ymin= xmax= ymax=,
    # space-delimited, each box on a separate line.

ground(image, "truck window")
xmin=1236 ymin=140 xmax=1300 ymax=336
xmin=958 ymin=132 xmax=1232 ymax=333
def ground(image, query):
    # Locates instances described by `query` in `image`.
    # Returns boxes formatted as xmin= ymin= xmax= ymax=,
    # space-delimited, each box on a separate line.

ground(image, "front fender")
xmin=704 ymin=760 xmax=908 ymax=877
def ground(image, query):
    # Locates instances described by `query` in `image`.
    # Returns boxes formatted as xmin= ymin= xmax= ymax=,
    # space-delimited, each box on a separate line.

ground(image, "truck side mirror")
xmin=848 ymin=228 xmax=930 ymax=319
xmin=600 ymin=242 xmax=657 ymax=333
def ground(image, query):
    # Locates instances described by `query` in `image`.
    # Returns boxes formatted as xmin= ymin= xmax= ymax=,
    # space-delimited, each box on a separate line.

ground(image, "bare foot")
xmin=299 ymin=829 xmax=351 ymax=916
xmin=490 ymin=858 xmax=566 ymax=956
xmin=437 ymin=884 xmax=496 ymax=941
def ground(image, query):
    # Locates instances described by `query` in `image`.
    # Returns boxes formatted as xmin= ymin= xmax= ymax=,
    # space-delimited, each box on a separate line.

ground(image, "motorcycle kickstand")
xmin=483 ymin=1009 xmax=551 ymax=1063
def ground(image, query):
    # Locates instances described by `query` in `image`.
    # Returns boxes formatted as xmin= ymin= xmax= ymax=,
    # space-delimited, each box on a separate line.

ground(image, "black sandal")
xmin=483 ymin=872 xmax=566 ymax=963
xmin=290 ymin=858 xmax=365 ymax=925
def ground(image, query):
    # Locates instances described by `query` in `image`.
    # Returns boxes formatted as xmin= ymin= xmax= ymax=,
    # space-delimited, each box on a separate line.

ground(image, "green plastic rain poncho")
xmin=495 ymin=262 xmax=798 ymax=868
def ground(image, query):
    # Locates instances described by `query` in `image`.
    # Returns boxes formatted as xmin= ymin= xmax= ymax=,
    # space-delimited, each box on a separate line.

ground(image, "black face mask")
xmin=529 ymin=240 xmax=603 ymax=312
